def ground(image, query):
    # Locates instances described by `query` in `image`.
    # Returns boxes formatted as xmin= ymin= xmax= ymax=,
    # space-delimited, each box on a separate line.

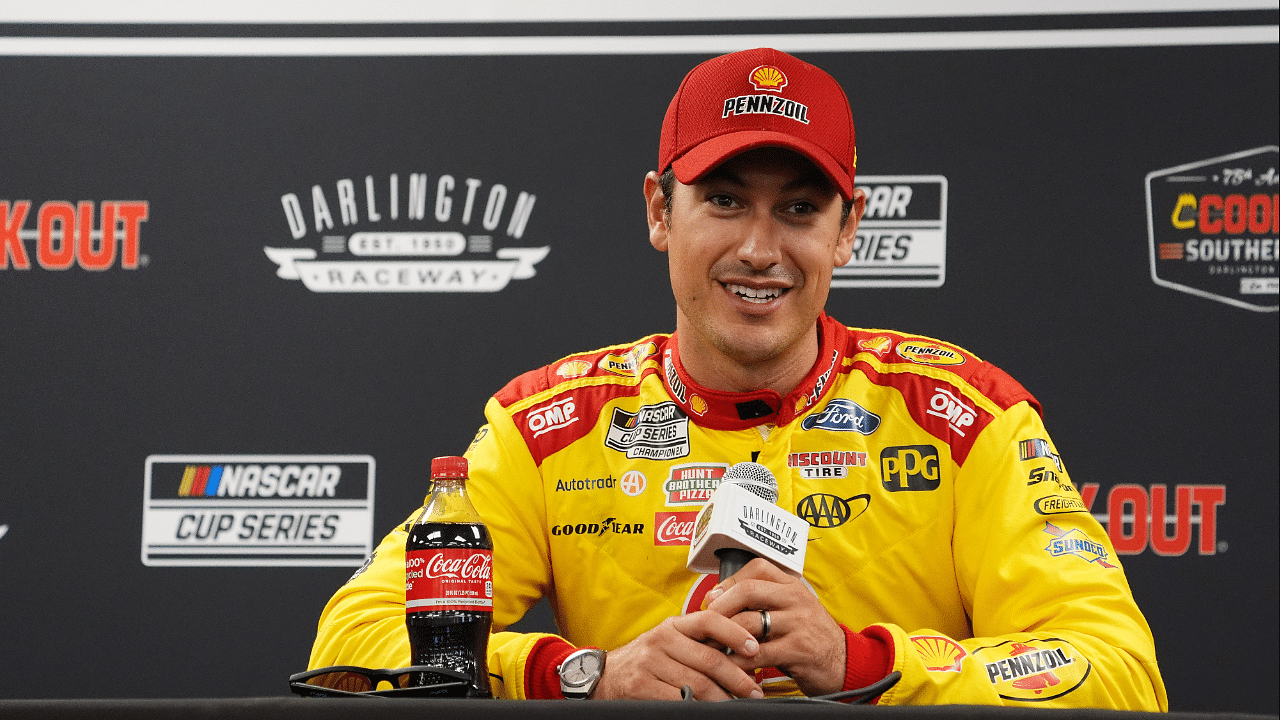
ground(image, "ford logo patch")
xmin=801 ymin=399 xmax=882 ymax=434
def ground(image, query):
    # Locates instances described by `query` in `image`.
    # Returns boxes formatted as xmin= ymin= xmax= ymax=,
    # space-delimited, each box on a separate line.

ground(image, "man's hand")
xmin=702 ymin=558 xmax=847 ymax=696
xmin=591 ymin=611 xmax=765 ymax=700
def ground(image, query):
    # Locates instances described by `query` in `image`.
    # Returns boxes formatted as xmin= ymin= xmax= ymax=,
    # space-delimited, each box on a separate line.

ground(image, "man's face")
xmin=645 ymin=148 xmax=864 ymax=374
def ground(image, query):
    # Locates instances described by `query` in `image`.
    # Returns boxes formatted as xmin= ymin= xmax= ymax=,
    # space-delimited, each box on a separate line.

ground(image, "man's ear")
xmin=644 ymin=171 xmax=670 ymax=252
xmin=833 ymin=187 xmax=866 ymax=267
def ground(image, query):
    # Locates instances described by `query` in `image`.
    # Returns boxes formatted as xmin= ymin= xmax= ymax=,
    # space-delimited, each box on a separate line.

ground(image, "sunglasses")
xmin=289 ymin=665 xmax=472 ymax=698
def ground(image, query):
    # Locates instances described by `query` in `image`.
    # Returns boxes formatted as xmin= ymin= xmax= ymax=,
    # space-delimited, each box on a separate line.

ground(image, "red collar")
xmin=661 ymin=313 xmax=847 ymax=430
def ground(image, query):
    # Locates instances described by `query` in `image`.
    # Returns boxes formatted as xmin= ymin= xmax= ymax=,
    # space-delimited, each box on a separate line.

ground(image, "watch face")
xmin=563 ymin=651 xmax=601 ymax=686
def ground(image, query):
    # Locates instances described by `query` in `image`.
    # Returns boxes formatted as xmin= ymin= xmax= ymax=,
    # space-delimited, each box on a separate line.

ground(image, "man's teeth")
xmin=726 ymin=284 xmax=783 ymax=303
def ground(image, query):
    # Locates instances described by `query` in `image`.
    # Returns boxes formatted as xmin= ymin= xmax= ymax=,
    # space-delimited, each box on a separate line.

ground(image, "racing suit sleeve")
xmin=308 ymin=396 xmax=571 ymax=698
xmin=866 ymin=401 xmax=1168 ymax=710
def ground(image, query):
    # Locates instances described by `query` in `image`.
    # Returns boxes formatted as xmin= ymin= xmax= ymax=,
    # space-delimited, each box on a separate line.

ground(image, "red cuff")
xmin=840 ymin=624 xmax=895 ymax=703
xmin=523 ymin=636 xmax=576 ymax=699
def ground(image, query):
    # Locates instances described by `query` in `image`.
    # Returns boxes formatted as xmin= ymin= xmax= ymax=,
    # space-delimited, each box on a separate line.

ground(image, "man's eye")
xmin=787 ymin=202 xmax=817 ymax=214
xmin=708 ymin=194 xmax=738 ymax=208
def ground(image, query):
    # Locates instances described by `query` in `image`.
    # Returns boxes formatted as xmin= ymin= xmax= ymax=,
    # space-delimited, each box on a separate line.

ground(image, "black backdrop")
xmin=0 ymin=9 xmax=1276 ymax=714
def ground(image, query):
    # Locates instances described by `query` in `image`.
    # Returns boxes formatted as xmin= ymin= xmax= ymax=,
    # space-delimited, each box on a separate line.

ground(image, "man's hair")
xmin=659 ymin=166 xmax=854 ymax=227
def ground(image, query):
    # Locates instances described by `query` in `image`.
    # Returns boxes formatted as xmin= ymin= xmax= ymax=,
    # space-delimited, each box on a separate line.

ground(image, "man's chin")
xmin=710 ymin=329 xmax=795 ymax=368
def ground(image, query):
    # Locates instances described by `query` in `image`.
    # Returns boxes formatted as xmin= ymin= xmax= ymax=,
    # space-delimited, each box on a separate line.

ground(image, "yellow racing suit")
xmin=310 ymin=313 xmax=1166 ymax=709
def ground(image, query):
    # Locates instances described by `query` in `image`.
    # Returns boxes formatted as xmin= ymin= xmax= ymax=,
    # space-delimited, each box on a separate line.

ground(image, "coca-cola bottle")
xmin=404 ymin=456 xmax=493 ymax=697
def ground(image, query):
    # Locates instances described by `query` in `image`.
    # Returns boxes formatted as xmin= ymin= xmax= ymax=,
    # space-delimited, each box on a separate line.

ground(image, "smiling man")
xmin=310 ymin=48 xmax=1166 ymax=709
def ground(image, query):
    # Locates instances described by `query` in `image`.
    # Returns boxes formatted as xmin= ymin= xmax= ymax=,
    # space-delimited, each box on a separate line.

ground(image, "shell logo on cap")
xmin=749 ymin=65 xmax=788 ymax=92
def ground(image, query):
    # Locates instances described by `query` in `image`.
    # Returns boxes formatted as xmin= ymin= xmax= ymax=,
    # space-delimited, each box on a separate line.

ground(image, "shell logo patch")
xmin=690 ymin=395 xmax=708 ymax=415
xmin=896 ymin=339 xmax=966 ymax=366
xmin=858 ymin=335 xmax=892 ymax=356
xmin=556 ymin=360 xmax=591 ymax=379
xmin=972 ymin=639 xmax=1092 ymax=702
xmin=749 ymin=65 xmax=788 ymax=92
xmin=910 ymin=635 xmax=967 ymax=673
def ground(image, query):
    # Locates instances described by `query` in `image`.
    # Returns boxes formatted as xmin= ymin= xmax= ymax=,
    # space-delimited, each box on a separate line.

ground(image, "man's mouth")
xmin=725 ymin=283 xmax=786 ymax=304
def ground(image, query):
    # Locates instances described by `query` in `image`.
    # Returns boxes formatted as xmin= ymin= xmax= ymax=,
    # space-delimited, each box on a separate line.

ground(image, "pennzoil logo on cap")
xmin=722 ymin=95 xmax=810 ymax=124
xmin=749 ymin=65 xmax=788 ymax=92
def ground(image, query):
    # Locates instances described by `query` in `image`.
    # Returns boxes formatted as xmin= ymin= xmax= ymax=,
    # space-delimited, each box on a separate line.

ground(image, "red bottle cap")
xmin=431 ymin=456 xmax=469 ymax=479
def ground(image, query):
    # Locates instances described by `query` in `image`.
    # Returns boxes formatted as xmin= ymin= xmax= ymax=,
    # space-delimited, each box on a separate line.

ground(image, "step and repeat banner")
xmin=0 ymin=2 xmax=1276 ymax=713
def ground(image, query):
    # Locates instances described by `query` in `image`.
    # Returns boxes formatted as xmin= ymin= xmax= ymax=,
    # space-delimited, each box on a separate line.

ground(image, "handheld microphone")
xmin=686 ymin=462 xmax=808 ymax=582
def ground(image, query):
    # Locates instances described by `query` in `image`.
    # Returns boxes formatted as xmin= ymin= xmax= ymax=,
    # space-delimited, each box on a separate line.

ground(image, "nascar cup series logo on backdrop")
xmin=141 ymin=455 xmax=375 ymax=566
xmin=1146 ymin=146 xmax=1278 ymax=312
xmin=264 ymin=171 xmax=547 ymax=292
xmin=1 ymin=201 xmax=149 ymax=271
xmin=834 ymin=176 xmax=948 ymax=288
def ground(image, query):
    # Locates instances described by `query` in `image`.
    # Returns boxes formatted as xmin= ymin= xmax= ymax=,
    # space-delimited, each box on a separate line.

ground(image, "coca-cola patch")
xmin=405 ymin=548 xmax=493 ymax=612
xmin=654 ymin=511 xmax=699 ymax=546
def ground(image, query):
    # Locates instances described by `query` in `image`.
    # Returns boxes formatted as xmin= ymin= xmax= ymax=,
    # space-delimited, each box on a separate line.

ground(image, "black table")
xmin=0 ymin=698 xmax=1275 ymax=720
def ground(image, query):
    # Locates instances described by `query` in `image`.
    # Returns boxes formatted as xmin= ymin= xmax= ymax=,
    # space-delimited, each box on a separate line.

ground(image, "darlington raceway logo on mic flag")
xmin=141 ymin=455 xmax=375 ymax=567
xmin=264 ymin=170 xmax=549 ymax=292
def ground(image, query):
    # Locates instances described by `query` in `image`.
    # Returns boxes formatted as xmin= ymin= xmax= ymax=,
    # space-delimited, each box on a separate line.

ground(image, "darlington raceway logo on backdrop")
xmin=1 ymin=201 xmax=149 ymax=271
xmin=833 ymin=176 xmax=948 ymax=288
xmin=264 ymin=171 xmax=548 ymax=292
xmin=1146 ymin=146 xmax=1278 ymax=311
xmin=141 ymin=455 xmax=375 ymax=566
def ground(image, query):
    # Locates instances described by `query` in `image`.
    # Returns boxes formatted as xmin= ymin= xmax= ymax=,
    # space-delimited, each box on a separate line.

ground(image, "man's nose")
xmin=734 ymin=214 xmax=783 ymax=270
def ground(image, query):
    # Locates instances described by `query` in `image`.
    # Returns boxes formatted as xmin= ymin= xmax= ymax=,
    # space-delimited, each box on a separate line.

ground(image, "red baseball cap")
xmin=659 ymin=48 xmax=856 ymax=201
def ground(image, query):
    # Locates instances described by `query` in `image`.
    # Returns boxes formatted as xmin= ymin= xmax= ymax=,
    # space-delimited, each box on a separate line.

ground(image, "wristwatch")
xmin=558 ymin=647 xmax=606 ymax=699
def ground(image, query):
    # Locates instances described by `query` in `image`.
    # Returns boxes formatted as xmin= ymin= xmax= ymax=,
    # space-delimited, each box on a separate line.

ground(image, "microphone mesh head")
xmin=722 ymin=462 xmax=778 ymax=503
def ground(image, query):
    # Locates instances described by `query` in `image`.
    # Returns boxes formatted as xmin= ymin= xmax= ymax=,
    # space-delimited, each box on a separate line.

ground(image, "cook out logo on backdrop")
xmin=1146 ymin=146 xmax=1278 ymax=312
xmin=264 ymin=171 xmax=548 ymax=292
xmin=141 ymin=454 xmax=375 ymax=567
xmin=833 ymin=176 xmax=948 ymax=288
xmin=1076 ymin=483 xmax=1226 ymax=556
xmin=0 ymin=201 xmax=149 ymax=271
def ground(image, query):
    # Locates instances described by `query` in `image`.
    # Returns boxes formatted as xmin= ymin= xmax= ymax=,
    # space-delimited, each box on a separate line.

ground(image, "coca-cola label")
xmin=654 ymin=511 xmax=699 ymax=546
xmin=405 ymin=548 xmax=493 ymax=612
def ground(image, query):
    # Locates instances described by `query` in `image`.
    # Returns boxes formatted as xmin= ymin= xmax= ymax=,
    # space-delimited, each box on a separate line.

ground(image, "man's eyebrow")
xmin=700 ymin=166 xmax=746 ymax=186
xmin=783 ymin=170 xmax=834 ymax=195
xmin=699 ymin=166 xmax=834 ymax=195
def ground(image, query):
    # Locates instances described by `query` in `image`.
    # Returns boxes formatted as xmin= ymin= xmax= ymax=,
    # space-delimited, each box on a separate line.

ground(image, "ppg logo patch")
xmin=801 ymin=399 xmax=882 ymax=434
xmin=880 ymin=445 xmax=941 ymax=492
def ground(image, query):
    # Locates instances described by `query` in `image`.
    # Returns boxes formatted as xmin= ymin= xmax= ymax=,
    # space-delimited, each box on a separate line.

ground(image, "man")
xmin=309 ymin=48 xmax=1166 ymax=709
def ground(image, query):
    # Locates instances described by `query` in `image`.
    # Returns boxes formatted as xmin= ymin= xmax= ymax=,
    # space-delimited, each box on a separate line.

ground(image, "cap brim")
xmin=670 ymin=130 xmax=854 ymax=201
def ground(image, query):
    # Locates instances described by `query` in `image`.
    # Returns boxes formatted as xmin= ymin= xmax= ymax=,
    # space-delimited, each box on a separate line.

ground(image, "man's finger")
xmin=664 ymin=617 xmax=764 ymax=699
xmin=730 ymin=608 xmax=775 ymax=642
xmin=671 ymin=611 xmax=761 ymax=657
